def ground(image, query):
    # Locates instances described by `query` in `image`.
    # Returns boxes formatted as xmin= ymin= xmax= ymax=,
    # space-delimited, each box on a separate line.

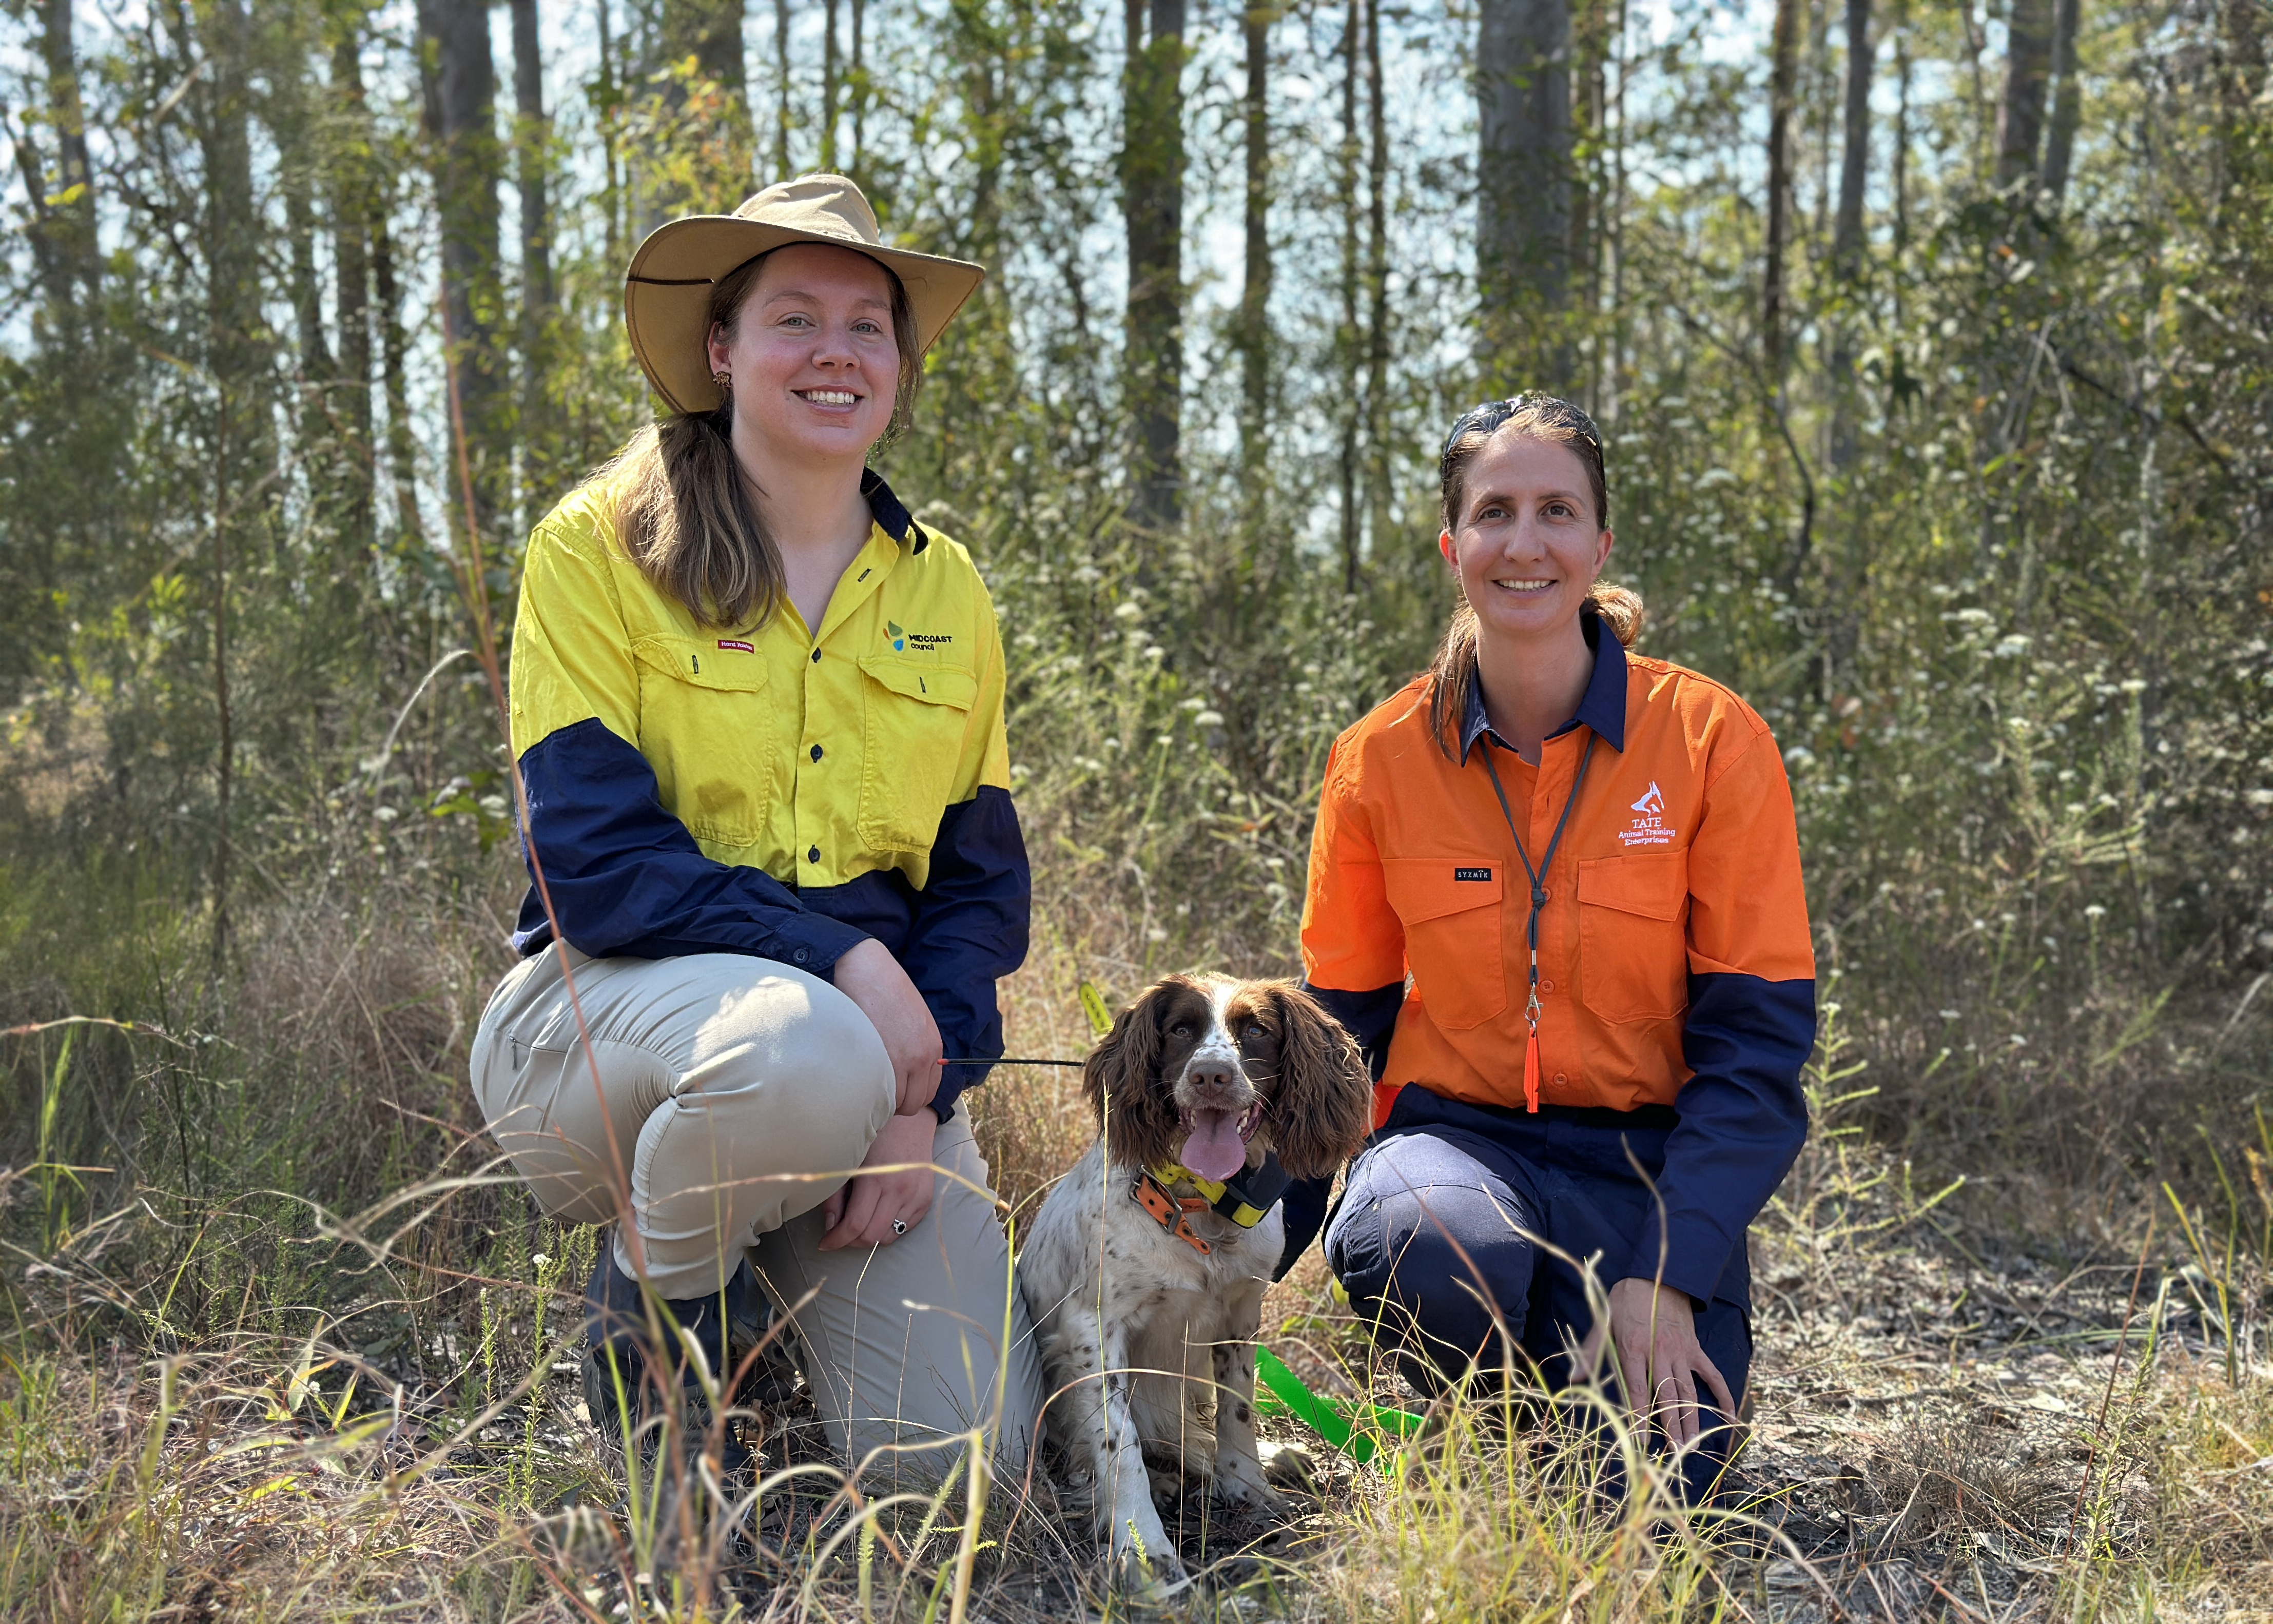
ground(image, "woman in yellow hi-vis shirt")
xmin=469 ymin=175 xmax=1042 ymax=1489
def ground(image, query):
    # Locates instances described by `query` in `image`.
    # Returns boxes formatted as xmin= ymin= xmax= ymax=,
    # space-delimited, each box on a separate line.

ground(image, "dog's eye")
xmin=1244 ymin=1024 xmax=1265 ymax=1040
xmin=1169 ymin=1022 xmax=1192 ymax=1038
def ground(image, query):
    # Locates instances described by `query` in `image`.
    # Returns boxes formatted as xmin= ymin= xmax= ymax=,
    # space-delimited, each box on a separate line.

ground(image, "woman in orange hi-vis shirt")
xmin=1287 ymin=395 xmax=1816 ymax=1499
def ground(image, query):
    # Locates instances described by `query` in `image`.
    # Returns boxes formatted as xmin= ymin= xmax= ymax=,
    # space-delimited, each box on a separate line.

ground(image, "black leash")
xmin=1477 ymin=731 xmax=1598 ymax=1112
xmin=940 ymin=1056 xmax=1085 ymax=1067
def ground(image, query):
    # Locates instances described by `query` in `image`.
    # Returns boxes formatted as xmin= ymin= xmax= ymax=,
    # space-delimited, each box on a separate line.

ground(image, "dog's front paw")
xmin=1212 ymin=1456 xmax=1287 ymax=1517
xmin=1114 ymin=1528 xmax=1189 ymax=1597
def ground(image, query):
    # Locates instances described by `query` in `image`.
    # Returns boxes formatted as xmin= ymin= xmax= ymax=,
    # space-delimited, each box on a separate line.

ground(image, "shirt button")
xmin=810 ymin=648 xmax=821 ymax=663
xmin=808 ymin=845 xmax=821 ymax=864
xmin=1553 ymin=1072 xmax=1569 ymax=1086
xmin=810 ymin=743 xmax=824 ymax=762
xmin=792 ymin=947 xmax=809 ymax=964
xmin=1540 ymin=979 xmax=1555 ymax=993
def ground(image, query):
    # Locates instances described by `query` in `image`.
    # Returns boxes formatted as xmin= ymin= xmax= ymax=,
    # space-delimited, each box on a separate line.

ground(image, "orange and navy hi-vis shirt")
xmin=1298 ymin=609 xmax=1816 ymax=1303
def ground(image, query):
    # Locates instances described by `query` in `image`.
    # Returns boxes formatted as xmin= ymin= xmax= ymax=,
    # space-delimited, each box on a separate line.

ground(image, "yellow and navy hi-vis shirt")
xmin=505 ymin=468 xmax=1026 ymax=1119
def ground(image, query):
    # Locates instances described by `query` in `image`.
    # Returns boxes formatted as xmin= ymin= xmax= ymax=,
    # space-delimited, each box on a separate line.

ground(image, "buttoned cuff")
xmin=765 ymin=913 xmax=871 ymax=980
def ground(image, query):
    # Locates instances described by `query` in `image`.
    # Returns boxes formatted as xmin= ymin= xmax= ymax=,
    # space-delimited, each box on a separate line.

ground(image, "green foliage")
xmin=0 ymin=0 xmax=2269 ymax=1610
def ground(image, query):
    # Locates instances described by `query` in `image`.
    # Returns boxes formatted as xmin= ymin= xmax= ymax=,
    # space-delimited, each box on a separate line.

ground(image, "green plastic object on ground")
xmin=1252 ymin=1346 xmax=1425 ymax=1464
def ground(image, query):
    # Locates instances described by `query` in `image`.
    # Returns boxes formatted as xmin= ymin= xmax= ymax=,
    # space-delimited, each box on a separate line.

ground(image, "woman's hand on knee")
xmin=819 ymin=1110 xmax=938 ymax=1250
xmin=1600 ymin=1277 xmax=1735 ymax=1451
xmin=832 ymin=938 xmax=944 ymax=1116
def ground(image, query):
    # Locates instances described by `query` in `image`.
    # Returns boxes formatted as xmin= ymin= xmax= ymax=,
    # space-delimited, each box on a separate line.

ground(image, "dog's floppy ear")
xmin=1258 ymin=982 xmax=1375 ymax=1181
xmin=1082 ymin=978 xmax=1189 ymax=1172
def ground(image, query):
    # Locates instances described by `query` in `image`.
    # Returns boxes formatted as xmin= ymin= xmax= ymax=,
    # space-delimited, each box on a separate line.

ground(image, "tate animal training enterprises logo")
xmin=885 ymin=620 xmax=954 ymax=654
xmin=1620 ymin=780 xmax=1676 ymax=848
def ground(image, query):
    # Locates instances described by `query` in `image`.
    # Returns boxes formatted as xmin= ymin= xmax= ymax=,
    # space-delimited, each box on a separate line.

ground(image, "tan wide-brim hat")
xmin=625 ymin=173 xmax=986 ymax=416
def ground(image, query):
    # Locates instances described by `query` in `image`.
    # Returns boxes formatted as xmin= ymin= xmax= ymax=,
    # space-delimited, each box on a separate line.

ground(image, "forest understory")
xmin=5 ymin=0 xmax=2271 ymax=1613
xmin=2 ymin=857 xmax=2269 ymax=1622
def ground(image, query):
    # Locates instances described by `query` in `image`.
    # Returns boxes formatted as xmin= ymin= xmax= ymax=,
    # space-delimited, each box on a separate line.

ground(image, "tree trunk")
xmin=1833 ymin=0 xmax=1872 ymax=280
xmin=597 ymin=0 xmax=625 ymax=264
xmin=1828 ymin=0 xmax=1873 ymax=474
xmin=35 ymin=0 xmax=98 ymax=302
xmin=418 ymin=0 xmax=508 ymax=540
xmin=851 ymin=0 xmax=867 ymax=177
xmin=664 ymin=0 xmax=753 ymax=199
xmin=1996 ymin=0 xmax=2054 ymax=190
xmin=1363 ymin=0 xmax=1391 ymax=547
xmin=327 ymin=15 xmax=375 ymax=556
xmin=512 ymin=0 xmax=557 ymax=482
xmin=1477 ymin=0 xmax=1571 ymax=385
xmin=372 ymin=202 xmax=426 ymax=553
xmin=195 ymin=0 xmax=262 ymax=969
xmin=2040 ymin=0 xmax=2081 ymax=204
xmin=1238 ymin=0 xmax=1272 ymax=480
xmin=1763 ymin=0 xmax=1801 ymax=388
xmin=1337 ymin=0 xmax=1361 ymax=589
xmin=1572 ymin=0 xmax=1608 ymax=331
xmin=775 ymin=0 xmax=794 ymax=178
xmin=1121 ymin=0 xmax=1187 ymax=529
xmin=276 ymin=62 xmax=335 ymax=389
xmin=824 ymin=0 xmax=842 ymax=170
xmin=201 ymin=0 xmax=264 ymax=405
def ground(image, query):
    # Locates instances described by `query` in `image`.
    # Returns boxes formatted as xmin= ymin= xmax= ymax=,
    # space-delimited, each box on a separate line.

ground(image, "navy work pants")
xmin=1324 ymin=1086 xmax=1752 ymax=1502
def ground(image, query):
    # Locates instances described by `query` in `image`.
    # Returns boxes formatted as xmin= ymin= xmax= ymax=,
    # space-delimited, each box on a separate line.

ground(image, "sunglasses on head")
xmin=1440 ymin=394 xmax=1604 ymax=472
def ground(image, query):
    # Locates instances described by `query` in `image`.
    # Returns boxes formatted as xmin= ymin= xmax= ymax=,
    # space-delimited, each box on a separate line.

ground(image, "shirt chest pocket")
xmin=1576 ymin=851 xmax=1689 ymax=1025
xmin=631 ymin=635 xmax=774 ymax=848
xmin=1380 ymin=859 xmax=1507 ymax=1031
xmin=857 ymin=655 xmax=978 ymax=852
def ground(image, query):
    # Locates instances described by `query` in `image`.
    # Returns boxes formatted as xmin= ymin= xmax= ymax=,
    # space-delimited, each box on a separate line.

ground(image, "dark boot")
xmin=582 ymin=1246 xmax=756 ymax=1478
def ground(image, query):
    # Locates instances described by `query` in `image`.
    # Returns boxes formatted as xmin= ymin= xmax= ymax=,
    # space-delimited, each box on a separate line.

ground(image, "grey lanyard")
xmin=1478 ymin=730 xmax=1598 ymax=1105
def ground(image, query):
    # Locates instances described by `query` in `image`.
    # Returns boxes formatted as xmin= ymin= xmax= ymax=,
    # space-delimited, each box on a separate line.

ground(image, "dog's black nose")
xmin=1185 ymin=1060 xmax=1239 ymax=1096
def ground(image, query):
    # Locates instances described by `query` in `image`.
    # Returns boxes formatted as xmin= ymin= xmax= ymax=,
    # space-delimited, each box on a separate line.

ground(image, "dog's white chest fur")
xmin=1020 ymin=1140 xmax=1283 ymax=1586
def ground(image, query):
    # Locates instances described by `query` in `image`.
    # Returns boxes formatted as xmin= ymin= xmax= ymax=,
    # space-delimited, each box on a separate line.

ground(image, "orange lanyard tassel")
xmin=1523 ymin=1023 xmax=1542 ymax=1113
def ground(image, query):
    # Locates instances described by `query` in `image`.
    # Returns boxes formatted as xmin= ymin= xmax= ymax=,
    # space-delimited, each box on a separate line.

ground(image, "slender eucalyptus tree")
xmin=1239 ymin=0 xmax=1273 ymax=480
xmin=418 ymin=0 xmax=508 ymax=536
xmin=1996 ymin=0 xmax=2055 ymax=189
xmin=1477 ymin=0 xmax=1572 ymax=387
xmin=512 ymin=0 xmax=559 ymax=485
xmin=1122 ymin=0 xmax=1188 ymax=527
xmin=2041 ymin=0 xmax=2082 ymax=203
xmin=1764 ymin=0 xmax=1802 ymax=387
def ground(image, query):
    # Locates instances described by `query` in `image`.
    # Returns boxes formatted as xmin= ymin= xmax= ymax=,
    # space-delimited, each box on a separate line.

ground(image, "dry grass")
xmin=3 ymin=868 xmax=2272 ymax=1621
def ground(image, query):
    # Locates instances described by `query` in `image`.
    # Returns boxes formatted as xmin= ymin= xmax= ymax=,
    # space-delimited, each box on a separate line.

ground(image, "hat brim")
xmin=624 ymin=216 xmax=986 ymax=416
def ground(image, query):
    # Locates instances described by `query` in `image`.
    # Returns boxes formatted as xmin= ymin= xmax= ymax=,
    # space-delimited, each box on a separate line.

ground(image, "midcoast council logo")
xmin=1620 ymin=780 xmax=1675 ymax=847
xmin=886 ymin=620 xmax=955 ymax=654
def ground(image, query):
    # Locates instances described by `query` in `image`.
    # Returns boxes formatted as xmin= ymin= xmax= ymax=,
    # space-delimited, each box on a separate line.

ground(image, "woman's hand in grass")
xmin=818 ymin=1111 xmax=937 ymax=1249
xmin=832 ymin=937 xmax=944 ymax=1117
xmin=1600 ymin=1277 xmax=1735 ymax=1451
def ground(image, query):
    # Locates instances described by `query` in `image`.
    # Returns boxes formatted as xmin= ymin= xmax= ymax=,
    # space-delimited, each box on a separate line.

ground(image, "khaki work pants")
xmin=471 ymin=944 xmax=1043 ymax=1486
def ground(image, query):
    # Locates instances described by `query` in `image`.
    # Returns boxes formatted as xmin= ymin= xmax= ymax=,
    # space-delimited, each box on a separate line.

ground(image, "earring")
xmin=711 ymin=369 xmax=732 ymax=394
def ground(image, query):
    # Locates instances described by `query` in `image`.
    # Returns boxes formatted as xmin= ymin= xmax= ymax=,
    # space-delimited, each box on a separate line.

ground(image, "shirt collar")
xmin=1458 ymin=604 xmax=1630 ymax=763
xmin=861 ymin=467 xmax=928 ymax=553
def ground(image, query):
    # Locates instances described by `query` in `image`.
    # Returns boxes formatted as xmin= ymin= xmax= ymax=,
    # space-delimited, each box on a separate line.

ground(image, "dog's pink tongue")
xmin=1181 ymin=1110 xmax=1247 ymax=1183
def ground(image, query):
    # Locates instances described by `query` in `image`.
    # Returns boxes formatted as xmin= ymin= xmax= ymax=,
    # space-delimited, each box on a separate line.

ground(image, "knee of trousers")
xmin=1327 ymin=1142 xmax=1538 ymax=1363
xmin=743 ymin=970 xmax=897 ymax=1151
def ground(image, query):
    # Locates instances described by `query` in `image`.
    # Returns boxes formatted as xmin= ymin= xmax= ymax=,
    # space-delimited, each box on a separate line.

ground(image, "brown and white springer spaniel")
xmin=1018 ymin=975 xmax=1373 ymax=1588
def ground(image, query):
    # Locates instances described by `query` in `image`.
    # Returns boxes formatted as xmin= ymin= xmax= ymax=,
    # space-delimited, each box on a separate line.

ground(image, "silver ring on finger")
xmin=891 ymin=1218 xmax=908 ymax=1236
